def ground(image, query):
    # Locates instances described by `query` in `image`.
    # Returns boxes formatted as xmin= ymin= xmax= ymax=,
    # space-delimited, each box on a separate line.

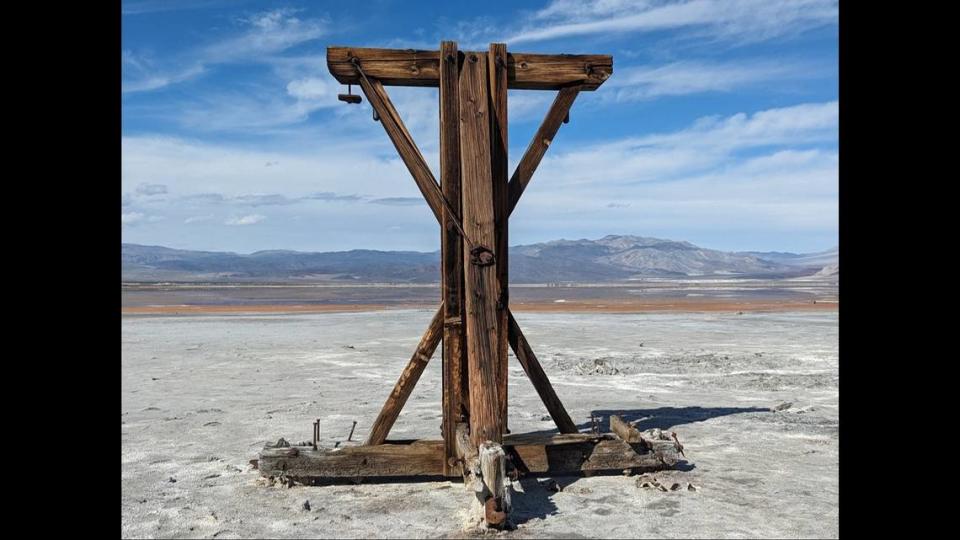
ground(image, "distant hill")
xmin=122 ymin=235 xmax=836 ymax=283
xmin=741 ymin=247 xmax=838 ymax=268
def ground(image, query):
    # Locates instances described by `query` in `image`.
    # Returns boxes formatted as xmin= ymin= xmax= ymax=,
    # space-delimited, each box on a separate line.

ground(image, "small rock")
xmin=622 ymin=469 xmax=634 ymax=477
xmin=302 ymin=500 xmax=311 ymax=511
xmin=151 ymin=377 xmax=159 ymax=381
xmin=669 ymin=483 xmax=682 ymax=491
xmin=168 ymin=477 xmax=177 ymax=483
xmin=687 ymin=483 xmax=699 ymax=491
xmin=773 ymin=402 xmax=793 ymax=412
xmin=540 ymin=415 xmax=552 ymax=421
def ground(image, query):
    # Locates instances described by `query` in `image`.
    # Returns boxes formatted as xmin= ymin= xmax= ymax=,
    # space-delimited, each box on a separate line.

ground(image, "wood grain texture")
xmin=259 ymin=433 xmax=679 ymax=480
xmin=328 ymin=47 xmax=612 ymax=90
xmin=507 ymin=86 xmax=581 ymax=215
xmin=364 ymin=305 xmax=444 ymax=446
xmin=610 ymin=414 xmax=646 ymax=443
xmin=440 ymin=41 xmax=467 ymax=477
xmin=357 ymin=77 xmax=444 ymax=223
xmin=261 ymin=441 xmax=445 ymax=479
xmin=488 ymin=43 xmax=510 ymax=435
xmin=509 ymin=435 xmax=681 ymax=474
xmin=460 ymin=51 xmax=503 ymax=446
xmin=507 ymin=310 xmax=578 ymax=434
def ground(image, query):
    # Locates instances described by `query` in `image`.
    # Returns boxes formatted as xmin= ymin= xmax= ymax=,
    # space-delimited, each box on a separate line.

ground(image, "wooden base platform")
xmin=259 ymin=429 xmax=684 ymax=483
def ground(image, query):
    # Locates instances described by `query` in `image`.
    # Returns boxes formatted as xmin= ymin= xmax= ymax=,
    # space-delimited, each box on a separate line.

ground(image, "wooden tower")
xmin=258 ymin=42 xmax=684 ymax=528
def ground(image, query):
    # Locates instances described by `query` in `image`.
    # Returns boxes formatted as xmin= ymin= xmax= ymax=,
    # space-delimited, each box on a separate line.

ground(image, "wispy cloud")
xmin=608 ymin=59 xmax=820 ymax=101
xmin=136 ymin=183 xmax=168 ymax=196
xmin=122 ymin=8 xmax=328 ymax=94
xmin=184 ymin=215 xmax=214 ymax=224
xmin=503 ymin=0 xmax=838 ymax=46
xmin=368 ymin=197 xmax=424 ymax=206
xmin=225 ymin=214 xmax=266 ymax=225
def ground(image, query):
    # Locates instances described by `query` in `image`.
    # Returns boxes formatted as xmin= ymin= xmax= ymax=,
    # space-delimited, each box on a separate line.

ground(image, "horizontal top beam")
xmin=327 ymin=46 xmax=612 ymax=91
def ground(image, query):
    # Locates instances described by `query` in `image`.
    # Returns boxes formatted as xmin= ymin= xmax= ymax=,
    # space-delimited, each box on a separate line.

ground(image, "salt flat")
xmin=121 ymin=309 xmax=838 ymax=538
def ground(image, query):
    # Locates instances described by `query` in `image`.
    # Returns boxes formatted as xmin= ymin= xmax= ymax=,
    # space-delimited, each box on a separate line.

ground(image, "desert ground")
xmin=121 ymin=286 xmax=838 ymax=538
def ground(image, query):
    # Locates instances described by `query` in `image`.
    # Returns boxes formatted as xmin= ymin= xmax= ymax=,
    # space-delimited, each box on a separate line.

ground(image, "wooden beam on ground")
xmin=364 ymin=306 xmax=444 ymax=446
xmin=506 ymin=432 xmax=682 ymax=475
xmin=258 ymin=432 xmax=680 ymax=480
xmin=488 ymin=42 xmax=510 ymax=435
xmin=261 ymin=440 xmax=445 ymax=479
xmin=328 ymin=47 xmax=612 ymax=91
xmin=356 ymin=77 xmax=444 ymax=224
xmin=459 ymin=50 xmax=503 ymax=446
xmin=507 ymin=86 xmax=581 ymax=216
xmin=610 ymin=414 xmax=647 ymax=444
xmin=440 ymin=40 xmax=467 ymax=477
xmin=506 ymin=310 xmax=578 ymax=434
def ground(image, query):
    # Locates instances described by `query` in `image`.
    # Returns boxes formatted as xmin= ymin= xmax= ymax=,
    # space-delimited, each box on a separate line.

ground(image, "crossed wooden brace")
xmin=354 ymin=57 xmax=583 ymax=447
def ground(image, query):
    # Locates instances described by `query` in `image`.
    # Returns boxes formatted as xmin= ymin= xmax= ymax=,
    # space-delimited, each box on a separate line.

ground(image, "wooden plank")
xmin=261 ymin=441 xmax=444 ymax=479
xmin=440 ymin=40 xmax=467 ymax=477
xmin=610 ymin=414 xmax=646 ymax=444
xmin=364 ymin=306 xmax=444 ymax=446
xmin=509 ymin=436 xmax=681 ymax=475
xmin=507 ymin=86 xmax=581 ymax=215
xmin=488 ymin=43 xmax=510 ymax=435
xmin=259 ymin=433 xmax=680 ymax=480
xmin=328 ymin=47 xmax=612 ymax=90
xmin=357 ymin=77 xmax=444 ymax=223
xmin=460 ymin=51 xmax=503 ymax=447
xmin=507 ymin=310 xmax=579 ymax=434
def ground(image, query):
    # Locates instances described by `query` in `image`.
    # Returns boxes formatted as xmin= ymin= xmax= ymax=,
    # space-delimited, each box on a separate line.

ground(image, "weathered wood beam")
xmin=440 ymin=40 xmax=467 ymax=477
xmin=455 ymin=422 xmax=480 ymax=480
xmin=261 ymin=441 xmax=445 ymax=479
xmin=507 ymin=86 xmax=581 ymax=215
xmin=479 ymin=442 xmax=510 ymax=528
xmin=506 ymin=310 xmax=579 ymax=434
xmin=610 ymin=414 xmax=647 ymax=444
xmin=364 ymin=306 xmax=444 ymax=446
xmin=259 ymin=432 xmax=680 ymax=480
xmin=460 ymin=51 xmax=503 ymax=446
xmin=508 ymin=433 xmax=682 ymax=475
xmin=328 ymin=47 xmax=612 ymax=90
xmin=356 ymin=77 xmax=444 ymax=223
xmin=488 ymin=43 xmax=510 ymax=435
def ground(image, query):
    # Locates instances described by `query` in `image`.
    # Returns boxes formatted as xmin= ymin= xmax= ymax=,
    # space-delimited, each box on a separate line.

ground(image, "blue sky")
xmin=121 ymin=0 xmax=838 ymax=254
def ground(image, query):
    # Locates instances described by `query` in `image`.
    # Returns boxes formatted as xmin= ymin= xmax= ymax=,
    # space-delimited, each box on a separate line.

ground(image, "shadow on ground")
xmin=507 ymin=405 xmax=770 ymax=525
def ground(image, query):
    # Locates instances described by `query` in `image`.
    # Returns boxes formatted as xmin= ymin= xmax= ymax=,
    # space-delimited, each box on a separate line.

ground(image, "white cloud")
xmin=123 ymin=9 xmax=327 ymax=94
xmin=504 ymin=0 xmax=838 ymax=45
xmin=608 ymin=60 xmax=818 ymax=101
xmin=184 ymin=215 xmax=214 ymax=224
xmin=122 ymin=212 xmax=145 ymax=225
xmin=202 ymin=9 xmax=327 ymax=63
xmin=136 ymin=182 xmax=168 ymax=196
xmin=507 ymin=101 xmax=838 ymax=246
xmin=225 ymin=214 xmax=266 ymax=226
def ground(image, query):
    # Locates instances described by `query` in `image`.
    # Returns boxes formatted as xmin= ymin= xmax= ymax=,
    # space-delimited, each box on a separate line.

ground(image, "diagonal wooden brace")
xmin=365 ymin=305 xmax=445 ymax=446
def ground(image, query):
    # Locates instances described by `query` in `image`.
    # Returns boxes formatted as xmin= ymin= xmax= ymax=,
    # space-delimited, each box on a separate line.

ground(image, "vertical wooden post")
xmin=460 ymin=50 xmax=503 ymax=447
xmin=488 ymin=43 xmax=509 ymax=434
xmin=440 ymin=40 xmax=467 ymax=476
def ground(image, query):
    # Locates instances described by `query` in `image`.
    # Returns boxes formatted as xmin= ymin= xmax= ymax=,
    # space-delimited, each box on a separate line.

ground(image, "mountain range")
xmin=122 ymin=235 xmax=838 ymax=283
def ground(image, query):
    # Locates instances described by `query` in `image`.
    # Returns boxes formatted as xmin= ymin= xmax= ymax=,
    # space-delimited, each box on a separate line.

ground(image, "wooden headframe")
xmin=328 ymin=42 xmax=612 ymax=477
